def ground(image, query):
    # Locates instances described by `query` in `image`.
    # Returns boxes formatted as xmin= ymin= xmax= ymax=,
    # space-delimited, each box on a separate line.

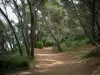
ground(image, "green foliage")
xmin=0 ymin=54 xmax=29 ymax=69
xmin=52 ymin=36 xmax=88 ymax=52
xmin=65 ymin=36 xmax=88 ymax=48
xmin=41 ymin=0 xmax=48 ymax=4
xmin=84 ymin=51 xmax=100 ymax=58
xmin=0 ymin=53 xmax=30 ymax=75
xmin=45 ymin=42 xmax=54 ymax=47
xmin=83 ymin=49 xmax=100 ymax=58
xmin=52 ymin=44 xmax=66 ymax=52
xmin=36 ymin=41 xmax=44 ymax=49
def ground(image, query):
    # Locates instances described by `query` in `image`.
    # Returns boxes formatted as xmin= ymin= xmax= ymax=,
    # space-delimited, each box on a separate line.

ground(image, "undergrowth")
xmin=52 ymin=36 xmax=88 ymax=52
xmin=83 ymin=47 xmax=100 ymax=58
xmin=0 ymin=52 xmax=34 ymax=75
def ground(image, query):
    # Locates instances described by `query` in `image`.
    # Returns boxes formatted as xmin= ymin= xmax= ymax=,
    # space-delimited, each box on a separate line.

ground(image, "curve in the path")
xmin=13 ymin=47 xmax=97 ymax=75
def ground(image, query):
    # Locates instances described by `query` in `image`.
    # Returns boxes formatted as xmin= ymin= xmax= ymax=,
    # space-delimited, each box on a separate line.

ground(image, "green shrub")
xmin=52 ymin=36 xmax=88 ymax=52
xmin=45 ymin=42 xmax=54 ymax=47
xmin=0 ymin=55 xmax=29 ymax=69
xmin=0 ymin=53 xmax=29 ymax=70
xmin=0 ymin=53 xmax=30 ymax=75
xmin=52 ymin=44 xmax=67 ymax=52
xmin=36 ymin=41 xmax=44 ymax=49
xmin=65 ymin=36 xmax=88 ymax=48
xmin=84 ymin=48 xmax=100 ymax=58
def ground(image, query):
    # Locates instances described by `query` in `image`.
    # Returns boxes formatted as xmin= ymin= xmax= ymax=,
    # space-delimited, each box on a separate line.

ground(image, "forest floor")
xmin=12 ymin=45 xmax=100 ymax=75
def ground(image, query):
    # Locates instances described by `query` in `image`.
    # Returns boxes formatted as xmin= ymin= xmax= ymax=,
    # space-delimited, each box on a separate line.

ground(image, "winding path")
xmin=13 ymin=47 xmax=98 ymax=75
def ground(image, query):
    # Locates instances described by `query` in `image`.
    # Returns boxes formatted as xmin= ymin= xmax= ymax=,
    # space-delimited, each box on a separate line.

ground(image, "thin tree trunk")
xmin=0 ymin=19 xmax=14 ymax=52
xmin=13 ymin=0 xmax=30 ymax=56
xmin=41 ymin=9 xmax=62 ymax=52
xmin=71 ymin=0 xmax=97 ymax=46
xmin=91 ymin=0 xmax=96 ymax=45
xmin=95 ymin=21 xmax=100 ymax=35
xmin=27 ymin=0 xmax=35 ymax=58
xmin=0 ymin=8 xmax=23 ymax=56
xmin=1 ymin=0 xmax=8 ymax=15
xmin=20 ymin=0 xmax=30 ymax=53
xmin=4 ymin=29 xmax=14 ymax=52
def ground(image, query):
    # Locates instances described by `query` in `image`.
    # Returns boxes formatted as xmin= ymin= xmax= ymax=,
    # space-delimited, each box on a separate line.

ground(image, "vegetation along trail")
xmin=1 ymin=0 xmax=100 ymax=75
xmin=13 ymin=47 xmax=100 ymax=75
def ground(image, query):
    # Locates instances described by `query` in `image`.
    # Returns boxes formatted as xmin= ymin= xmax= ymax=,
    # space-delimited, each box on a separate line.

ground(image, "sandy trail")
xmin=12 ymin=47 xmax=99 ymax=75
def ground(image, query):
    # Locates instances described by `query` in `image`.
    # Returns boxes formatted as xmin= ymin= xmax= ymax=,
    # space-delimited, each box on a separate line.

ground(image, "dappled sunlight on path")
xmin=13 ymin=47 xmax=100 ymax=75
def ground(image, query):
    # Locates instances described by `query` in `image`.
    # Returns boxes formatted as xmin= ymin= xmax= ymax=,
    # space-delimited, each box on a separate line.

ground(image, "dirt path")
xmin=13 ymin=47 xmax=99 ymax=75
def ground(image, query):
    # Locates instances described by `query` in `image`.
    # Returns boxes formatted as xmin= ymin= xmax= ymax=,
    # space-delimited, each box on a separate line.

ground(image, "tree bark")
xmin=91 ymin=0 xmax=96 ymax=45
xmin=71 ymin=0 xmax=97 ymax=46
xmin=20 ymin=0 xmax=30 ymax=54
xmin=0 ymin=8 xmax=23 ymax=56
xmin=27 ymin=0 xmax=35 ymax=58
xmin=41 ymin=7 xmax=62 ymax=52
xmin=13 ymin=0 xmax=30 ymax=56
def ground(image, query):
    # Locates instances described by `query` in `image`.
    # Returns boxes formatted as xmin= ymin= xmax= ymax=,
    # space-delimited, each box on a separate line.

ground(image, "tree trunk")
xmin=27 ymin=0 xmax=35 ymax=58
xmin=91 ymin=0 xmax=96 ymax=45
xmin=0 ymin=8 xmax=23 ymax=56
xmin=71 ymin=0 xmax=97 ymax=46
xmin=41 ymin=7 xmax=63 ymax=52
xmin=13 ymin=0 xmax=30 ymax=56
xmin=20 ymin=0 xmax=30 ymax=54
